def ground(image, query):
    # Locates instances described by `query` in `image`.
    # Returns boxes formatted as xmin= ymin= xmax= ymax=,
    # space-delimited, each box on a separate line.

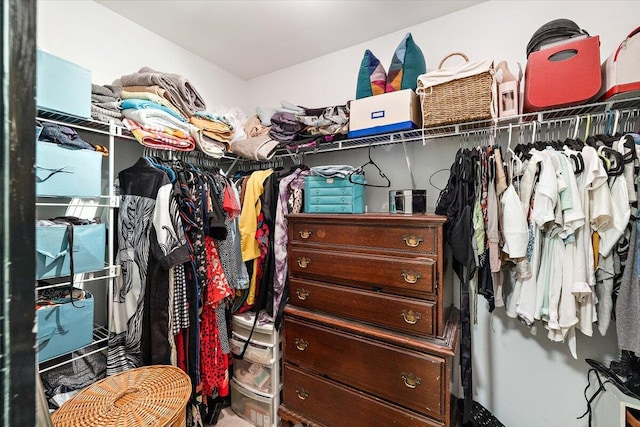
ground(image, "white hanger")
xmin=612 ymin=110 xmax=620 ymax=136
xmin=507 ymin=123 xmax=515 ymax=156
xmin=584 ymin=114 xmax=592 ymax=140
xmin=572 ymin=115 xmax=581 ymax=140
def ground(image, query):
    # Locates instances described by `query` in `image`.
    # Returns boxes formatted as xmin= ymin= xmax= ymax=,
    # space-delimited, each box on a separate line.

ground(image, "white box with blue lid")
xmin=348 ymin=89 xmax=422 ymax=138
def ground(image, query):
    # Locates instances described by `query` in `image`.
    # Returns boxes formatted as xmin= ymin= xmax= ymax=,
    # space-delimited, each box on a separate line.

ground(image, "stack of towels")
xmin=93 ymin=67 xmax=238 ymax=158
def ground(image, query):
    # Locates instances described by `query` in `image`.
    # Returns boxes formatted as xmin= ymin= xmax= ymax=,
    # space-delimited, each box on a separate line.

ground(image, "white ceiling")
xmin=95 ymin=0 xmax=485 ymax=80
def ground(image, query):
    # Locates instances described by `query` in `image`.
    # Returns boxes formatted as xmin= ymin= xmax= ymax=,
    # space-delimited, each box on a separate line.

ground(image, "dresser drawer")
xmin=290 ymin=219 xmax=438 ymax=255
xmin=289 ymin=278 xmax=435 ymax=337
xmin=289 ymin=246 xmax=436 ymax=298
xmin=282 ymin=363 xmax=443 ymax=427
xmin=283 ymin=317 xmax=446 ymax=419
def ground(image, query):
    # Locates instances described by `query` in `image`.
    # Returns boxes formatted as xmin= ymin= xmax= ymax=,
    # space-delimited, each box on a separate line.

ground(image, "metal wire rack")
xmin=39 ymin=96 xmax=640 ymax=164
xmin=37 ymin=108 xmax=135 ymax=140
xmin=276 ymin=95 xmax=640 ymax=158
xmin=38 ymin=324 xmax=109 ymax=374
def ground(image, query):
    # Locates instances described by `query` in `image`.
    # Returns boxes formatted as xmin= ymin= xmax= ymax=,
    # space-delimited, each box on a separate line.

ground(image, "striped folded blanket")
xmin=123 ymin=118 xmax=195 ymax=152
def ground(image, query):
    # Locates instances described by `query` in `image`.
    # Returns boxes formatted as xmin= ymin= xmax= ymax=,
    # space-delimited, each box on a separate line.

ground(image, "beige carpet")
xmin=206 ymin=407 xmax=255 ymax=427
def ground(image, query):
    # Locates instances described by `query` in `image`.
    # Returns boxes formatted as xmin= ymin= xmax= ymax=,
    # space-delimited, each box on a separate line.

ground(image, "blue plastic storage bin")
xmin=36 ymin=290 xmax=94 ymax=362
xmin=35 ymin=141 xmax=103 ymax=198
xmin=35 ymin=223 xmax=106 ymax=279
xmin=36 ymin=49 xmax=91 ymax=118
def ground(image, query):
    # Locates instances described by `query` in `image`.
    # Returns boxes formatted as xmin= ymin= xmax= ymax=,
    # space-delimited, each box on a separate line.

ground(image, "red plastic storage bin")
xmin=524 ymin=36 xmax=602 ymax=112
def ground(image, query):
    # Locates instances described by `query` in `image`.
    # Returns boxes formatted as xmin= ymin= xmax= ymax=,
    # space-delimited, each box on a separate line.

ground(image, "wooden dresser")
xmin=279 ymin=213 xmax=459 ymax=427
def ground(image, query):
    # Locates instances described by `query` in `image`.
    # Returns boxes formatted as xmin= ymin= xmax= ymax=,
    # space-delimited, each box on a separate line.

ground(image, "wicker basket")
xmin=628 ymin=408 xmax=640 ymax=427
xmin=51 ymin=365 xmax=191 ymax=427
xmin=416 ymin=52 xmax=496 ymax=128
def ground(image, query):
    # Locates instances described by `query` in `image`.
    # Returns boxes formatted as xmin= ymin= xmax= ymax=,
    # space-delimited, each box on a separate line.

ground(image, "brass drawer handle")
xmin=403 ymin=235 xmax=424 ymax=248
xmin=295 ymin=338 xmax=308 ymax=351
xmin=297 ymin=257 xmax=311 ymax=268
xmin=401 ymin=309 xmax=421 ymax=325
xmin=296 ymin=387 xmax=310 ymax=400
xmin=296 ymin=288 xmax=310 ymax=300
xmin=299 ymin=229 xmax=313 ymax=239
xmin=401 ymin=270 xmax=421 ymax=284
xmin=401 ymin=372 xmax=422 ymax=389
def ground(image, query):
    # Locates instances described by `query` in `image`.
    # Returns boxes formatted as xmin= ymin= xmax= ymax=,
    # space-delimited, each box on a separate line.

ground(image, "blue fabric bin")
xmin=36 ymin=290 xmax=94 ymax=362
xmin=35 ymin=141 xmax=103 ymax=197
xmin=36 ymin=49 xmax=91 ymax=118
xmin=36 ymin=223 xmax=106 ymax=279
xmin=304 ymin=175 xmax=366 ymax=213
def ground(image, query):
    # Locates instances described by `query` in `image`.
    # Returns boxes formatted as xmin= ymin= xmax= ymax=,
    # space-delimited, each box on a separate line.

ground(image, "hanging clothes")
xmin=260 ymin=167 xmax=310 ymax=328
xmin=237 ymin=169 xmax=273 ymax=308
xmin=107 ymin=157 xmax=190 ymax=375
xmin=616 ymin=218 xmax=640 ymax=354
xmin=436 ymin=147 xmax=476 ymax=424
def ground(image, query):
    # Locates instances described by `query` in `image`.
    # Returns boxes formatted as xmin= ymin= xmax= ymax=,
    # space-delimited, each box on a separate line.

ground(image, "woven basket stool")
xmin=51 ymin=365 xmax=191 ymax=427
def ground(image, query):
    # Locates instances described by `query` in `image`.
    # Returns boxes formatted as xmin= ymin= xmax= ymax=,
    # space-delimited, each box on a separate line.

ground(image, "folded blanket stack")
xmin=230 ymin=101 xmax=350 ymax=160
xmin=297 ymin=105 xmax=349 ymax=136
xmin=289 ymin=104 xmax=350 ymax=151
xmin=120 ymin=89 xmax=187 ymax=120
xmin=269 ymin=112 xmax=302 ymax=143
xmin=226 ymin=115 xmax=276 ymax=161
xmin=91 ymin=84 xmax=124 ymax=126
xmin=121 ymin=107 xmax=197 ymax=152
xmin=188 ymin=111 xmax=235 ymax=158
xmin=117 ymin=67 xmax=237 ymax=157
xmin=119 ymin=66 xmax=206 ymax=118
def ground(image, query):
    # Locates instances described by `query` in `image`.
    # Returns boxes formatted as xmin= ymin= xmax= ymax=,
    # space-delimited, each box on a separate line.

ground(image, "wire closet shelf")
xmin=38 ymin=96 xmax=640 ymax=163
xmin=278 ymin=96 xmax=640 ymax=157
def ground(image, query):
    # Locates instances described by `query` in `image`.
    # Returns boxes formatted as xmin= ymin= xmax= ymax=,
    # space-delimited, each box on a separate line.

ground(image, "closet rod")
xmin=424 ymin=106 xmax=640 ymax=143
xmin=142 ymin=147 xmax=231 ymax=169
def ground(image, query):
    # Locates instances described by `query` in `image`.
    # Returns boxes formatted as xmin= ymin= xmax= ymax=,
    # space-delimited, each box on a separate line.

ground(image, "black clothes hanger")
xmin=559 ymin=138 xmax=585 ymax=174
xmin=348 ymin=145 xmax=391 ymax=188
xmin=513 ymin=142 xmax=532 ymax=161
xmin=598 ymin=146 xmax=625 ymax=177
xmin=622 ymin=134 xmax=637 ymax=164
xmin=585 ymin=135 xmax=604 ymax=149
xmin=570 ymin=153 xmax=584 ymax=174
xmin=564 ymin=137 xmax=584 ymax=151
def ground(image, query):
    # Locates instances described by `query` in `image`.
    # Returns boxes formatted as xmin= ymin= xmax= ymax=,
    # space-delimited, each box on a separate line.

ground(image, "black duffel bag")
xmin=526 ymin=18 xmax=589 ymax=57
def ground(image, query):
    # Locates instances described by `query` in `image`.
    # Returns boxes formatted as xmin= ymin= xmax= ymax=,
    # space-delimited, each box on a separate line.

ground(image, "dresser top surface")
xmin=287 ymin=212 xmax=446 ymax=224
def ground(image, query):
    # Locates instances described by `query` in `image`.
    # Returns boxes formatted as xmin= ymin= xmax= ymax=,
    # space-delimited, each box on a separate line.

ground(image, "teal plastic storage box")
xmin=304 ymin=175 xmax=366 ymax=213
xmin=36 ymin=223 xmax=106 ymax=279
xmin=36 ymin=49 xmax=91 ymax=118
xmin=36 ymin=290 xmax=94 ymax=362
xmin=36 ymin=141 xmax=103 ymax=197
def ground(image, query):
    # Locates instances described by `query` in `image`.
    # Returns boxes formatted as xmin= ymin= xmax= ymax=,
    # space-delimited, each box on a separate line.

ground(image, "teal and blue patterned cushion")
xmin=356 ymin=49 xmax=387 ymax=99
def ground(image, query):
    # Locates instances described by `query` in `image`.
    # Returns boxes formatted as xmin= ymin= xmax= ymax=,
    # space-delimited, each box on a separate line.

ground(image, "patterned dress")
xmin=107 ymin=157 xmax=190 ymax=375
